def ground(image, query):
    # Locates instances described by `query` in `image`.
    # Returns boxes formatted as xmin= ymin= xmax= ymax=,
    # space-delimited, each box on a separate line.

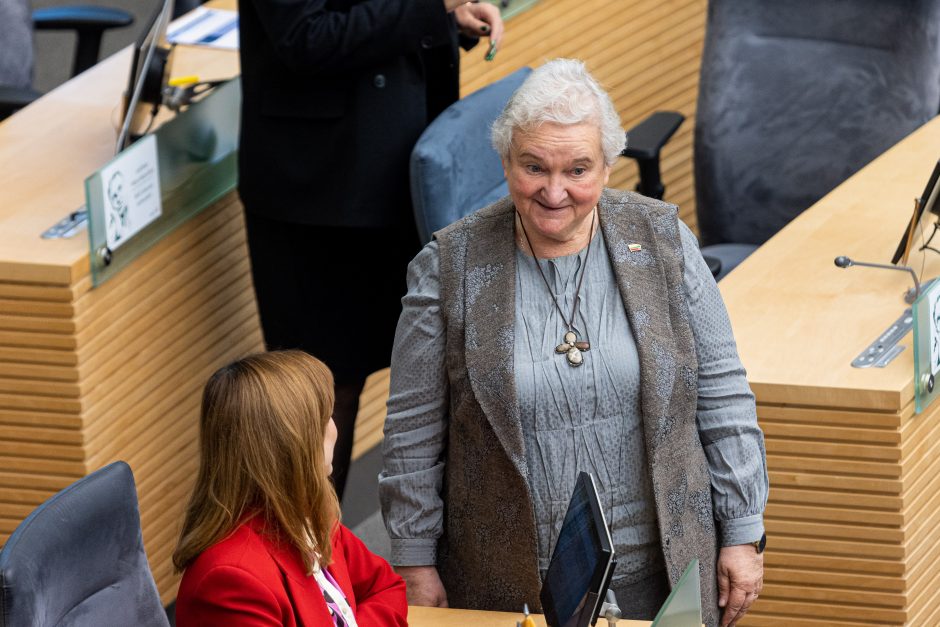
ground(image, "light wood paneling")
xmin=0 ymin=0 xmax=258 ymax=604
xmin=0 ymin=196 xmax=264 ymax=604
xmin=353 ymin=368 xmax=391 ymax=461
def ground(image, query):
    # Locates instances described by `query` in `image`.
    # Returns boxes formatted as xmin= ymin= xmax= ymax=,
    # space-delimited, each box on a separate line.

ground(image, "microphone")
xmin=834 ymin=256 xmax=921 ymax=303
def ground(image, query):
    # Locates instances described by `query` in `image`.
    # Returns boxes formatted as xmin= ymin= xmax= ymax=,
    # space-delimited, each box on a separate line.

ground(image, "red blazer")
xmin=176 ymin=518 xmax=407 ymax=626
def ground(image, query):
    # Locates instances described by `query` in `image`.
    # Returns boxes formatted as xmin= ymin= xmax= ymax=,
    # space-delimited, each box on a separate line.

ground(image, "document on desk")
xmin=168 ymin=8 xmax=239 ymax=50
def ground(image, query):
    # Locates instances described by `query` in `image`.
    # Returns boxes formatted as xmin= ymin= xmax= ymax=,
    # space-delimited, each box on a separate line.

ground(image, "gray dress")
xmin=380 ymin=218 xmax=768 ymax=615
xmin=514 ymin=231 xmax=666 ymax=613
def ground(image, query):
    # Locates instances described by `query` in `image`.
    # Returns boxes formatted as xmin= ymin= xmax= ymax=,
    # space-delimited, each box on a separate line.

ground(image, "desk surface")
xmin=0 ymin=0 xmax=238 ymax=285
xmin=721 ymin=115 xmax=940 ymax=412
xmin=719 ymin=115 xmax=940 ymax=625
xmin=408 ymin=606 xmax=651 ymax=626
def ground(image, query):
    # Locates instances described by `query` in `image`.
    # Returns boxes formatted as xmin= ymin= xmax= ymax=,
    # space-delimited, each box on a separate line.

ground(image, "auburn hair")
xmin=172 ymin=350 xmax=340 ymax=574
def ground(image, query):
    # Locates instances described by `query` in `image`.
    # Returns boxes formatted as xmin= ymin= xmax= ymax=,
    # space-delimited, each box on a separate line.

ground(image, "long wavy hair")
xmin=172 ymin=350 xmax=339 ymax=574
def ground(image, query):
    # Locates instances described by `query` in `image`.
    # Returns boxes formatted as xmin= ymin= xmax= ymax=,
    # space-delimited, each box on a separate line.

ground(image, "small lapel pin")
xmin=628 ymin=243 xmax=643 ymax=252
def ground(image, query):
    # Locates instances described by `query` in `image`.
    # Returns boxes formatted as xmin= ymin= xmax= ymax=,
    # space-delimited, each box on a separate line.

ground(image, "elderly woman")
xmin=379 ymin=59 xmax=768 ymax=627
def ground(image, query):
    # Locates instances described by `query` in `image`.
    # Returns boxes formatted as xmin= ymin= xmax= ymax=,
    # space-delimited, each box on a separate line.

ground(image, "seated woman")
xmin=379 ymin=59 xmax=768 ymax=627
xmin=174 ymin=350 xmax=407 ymax=627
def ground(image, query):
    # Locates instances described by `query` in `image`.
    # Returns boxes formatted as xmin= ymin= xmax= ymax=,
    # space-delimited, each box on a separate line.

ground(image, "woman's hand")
xmin=395 ymin=565 xmax=449 ymax=607
xmin=717 ymin=545 xmax=763 ymax=627
xmin=453 ymin=2 xmax=504 ymax=51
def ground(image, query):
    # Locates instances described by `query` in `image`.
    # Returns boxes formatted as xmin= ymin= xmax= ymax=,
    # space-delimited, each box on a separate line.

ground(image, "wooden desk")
xmin=0 ymin=0 xmax=262 ymax=605
xmin=720 ymin=115 xmax=940 ymax=626
xmin=408 ymin=606 xmax=652 ymax=626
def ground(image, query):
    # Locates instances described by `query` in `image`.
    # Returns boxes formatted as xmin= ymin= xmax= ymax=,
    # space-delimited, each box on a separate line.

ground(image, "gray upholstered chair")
xmin=0 ymin=0 xmax=133 ymax=119
xmin=0 ymin=461 xmax=169 ymax=627
xmin=410 ymin=66 xmax=533 ymax=243
xmin=410 ymin=67 xmax=684 ymax=243
xmin=695 ymin=0 xmax=940 ymax=280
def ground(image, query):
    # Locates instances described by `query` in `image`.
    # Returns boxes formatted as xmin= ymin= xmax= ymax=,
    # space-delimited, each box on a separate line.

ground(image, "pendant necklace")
xmin=517 ymin=208 xmax=596 ymax=367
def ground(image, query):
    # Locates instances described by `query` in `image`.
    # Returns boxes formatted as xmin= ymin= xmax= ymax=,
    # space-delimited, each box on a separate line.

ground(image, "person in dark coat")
xmin=237 ymin=0 xmax=503 ymax=499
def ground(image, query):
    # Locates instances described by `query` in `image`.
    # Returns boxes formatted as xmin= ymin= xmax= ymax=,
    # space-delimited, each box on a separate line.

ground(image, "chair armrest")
xmin=33 ymin=6 xmax=134 ymax=31
xmin=622 ymin=111 xmax=684 ymax=200
xmin=0 ymin=86 xmax=42 ymax=120
xmin=703 ymin=253 xmax=722 ymax=278
xmin=33 ymin=6 xmax=134 ymax=78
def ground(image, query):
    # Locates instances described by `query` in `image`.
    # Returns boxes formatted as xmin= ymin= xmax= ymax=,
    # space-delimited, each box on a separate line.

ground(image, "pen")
xmin=485 ymin=40 xmax=498 ymax=61
xmin=521 ymin=603 xmax=536 ymax=627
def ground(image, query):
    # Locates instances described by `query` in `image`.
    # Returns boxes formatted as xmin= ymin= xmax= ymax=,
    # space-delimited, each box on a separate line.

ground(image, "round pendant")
xmin=566 ymin=347 xmax=583 ymax=366
xmin=564 ymin=330 xmax=578 ymax=344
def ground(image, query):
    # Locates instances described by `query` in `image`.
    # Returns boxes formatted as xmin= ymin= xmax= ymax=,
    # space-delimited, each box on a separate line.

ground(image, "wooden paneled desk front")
xmin=0 ymin=0 xmax=262 ymax=605
xmin=720 ymin=115 xmax=940 ymax=626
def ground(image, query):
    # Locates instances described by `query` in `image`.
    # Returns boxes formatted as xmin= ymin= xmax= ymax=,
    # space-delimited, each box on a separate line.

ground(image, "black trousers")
xmin=244 ymin=211 xmax=420 ymax=499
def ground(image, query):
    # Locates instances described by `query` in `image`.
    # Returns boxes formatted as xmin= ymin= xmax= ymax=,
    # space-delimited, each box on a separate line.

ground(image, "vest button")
xmin=420 ymin=35 xmax=434 ymax=49
xmin=373 ymin=74 xmax=386 ymax=88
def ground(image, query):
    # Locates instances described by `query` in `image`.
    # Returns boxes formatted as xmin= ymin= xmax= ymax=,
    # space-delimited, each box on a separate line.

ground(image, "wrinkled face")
xmin=323 ymin=417 xmax=337 ymax=474
xmin=504 ymin=122 xmax=610 ymax=251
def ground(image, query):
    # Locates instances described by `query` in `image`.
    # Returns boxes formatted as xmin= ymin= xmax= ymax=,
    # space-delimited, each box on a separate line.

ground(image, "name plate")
xmin=99 ymin=134 xmax=162 ymax=251
xmin=84 ymin=78 xmax=240 ymax=287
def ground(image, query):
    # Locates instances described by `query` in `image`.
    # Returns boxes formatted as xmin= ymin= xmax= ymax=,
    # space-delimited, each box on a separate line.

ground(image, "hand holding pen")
xmin=452 ymin=1 xmax=504 ymax=61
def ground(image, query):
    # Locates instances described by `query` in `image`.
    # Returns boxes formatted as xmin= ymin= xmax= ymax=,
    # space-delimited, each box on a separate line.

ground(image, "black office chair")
xmin=0 ymin=461 xmax=169 ymax=627
xmin=695 ymin=0 xmax=940 ymax=279
xmin=0 ymin=0 xmax=133 ymax=119
xmin=410 ymin=67 xmax=683 ymax=243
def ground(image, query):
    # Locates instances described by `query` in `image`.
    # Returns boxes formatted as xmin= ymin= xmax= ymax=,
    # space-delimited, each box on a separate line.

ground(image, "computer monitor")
xmin=891 ymin=159 xmax=940 ymax=265
xmin=540 ymin=471 xmax=615 ymax=627
xmin=116 ymin=0 xmax=175 ymax=152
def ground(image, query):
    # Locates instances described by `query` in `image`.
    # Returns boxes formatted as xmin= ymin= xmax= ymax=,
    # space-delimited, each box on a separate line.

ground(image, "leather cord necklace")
xmin=517 ymin=208 xmax=596 ymax=367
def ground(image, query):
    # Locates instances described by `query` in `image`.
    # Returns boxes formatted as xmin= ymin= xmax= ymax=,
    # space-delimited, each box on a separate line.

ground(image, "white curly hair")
xmin=491 ymin=59 xmax=626 ymax=166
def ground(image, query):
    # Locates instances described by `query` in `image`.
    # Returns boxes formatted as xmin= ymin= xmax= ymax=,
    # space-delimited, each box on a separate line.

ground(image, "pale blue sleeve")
xmin=679 ymin=222 xmax=769 ymax=547
xmin=378 ymin=240 xmax=449 ymax=566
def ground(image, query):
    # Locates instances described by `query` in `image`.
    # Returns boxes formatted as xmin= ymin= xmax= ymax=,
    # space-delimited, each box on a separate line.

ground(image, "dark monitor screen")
xmin=891 ymin=159 xmax=940 ymax=265
xmin=116 ymin=0 xmax=174 ymax=152
xmin=540 ymin=472 xmax=615 ymax=627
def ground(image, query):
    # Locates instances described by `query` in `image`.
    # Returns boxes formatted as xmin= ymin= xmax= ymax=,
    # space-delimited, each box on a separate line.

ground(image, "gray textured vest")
xmin=434 ymin=188 xmax=719 ymax=626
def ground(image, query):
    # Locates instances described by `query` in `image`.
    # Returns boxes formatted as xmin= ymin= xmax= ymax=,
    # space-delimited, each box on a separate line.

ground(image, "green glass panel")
xmin=483 ymin=0 xmax=540 ymax=21
xmin=652 ymin=559 xmax=702 ymax=627
xmin=85 ymin=77 xmax=240 ymax=287
xmin=912 ymin=279 xmax=940 ymax=413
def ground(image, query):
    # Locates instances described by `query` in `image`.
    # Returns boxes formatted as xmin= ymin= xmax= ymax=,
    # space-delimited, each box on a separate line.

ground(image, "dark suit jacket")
xmin=237 ymin=0 xmax=469 ymax=228
xmin=176 ymin=518 xmax=408 ymax=626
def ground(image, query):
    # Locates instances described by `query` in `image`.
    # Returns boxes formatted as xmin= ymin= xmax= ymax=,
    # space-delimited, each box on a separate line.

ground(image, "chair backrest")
xmin=0 ymin=461 xmax=169 ymax=627
xmin=173 ymin=0 xmax=207 ymax=21
xmin=0 ymin=0 xmax=34 ymax=89
xmin=410 ymin=66 xmax=532 ymax=243
xmin=694 ymin=0 xmax=940 ymax=247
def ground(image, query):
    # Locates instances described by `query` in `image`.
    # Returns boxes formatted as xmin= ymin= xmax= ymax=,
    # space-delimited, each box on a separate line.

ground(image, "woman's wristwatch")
xmin=752 ymin=533 xmax=767 ymax=554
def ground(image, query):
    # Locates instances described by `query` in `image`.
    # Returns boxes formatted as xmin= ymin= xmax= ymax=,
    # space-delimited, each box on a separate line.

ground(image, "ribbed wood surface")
xmin=460 ymin=0 xmax=707 ymax=231
xmin=0 ymin=196 xmax=264 ymax=604
xmin=748 ymin=402 xmax=908 ymax=626
xmin=353 ymin=368 xmax=391 ymax=461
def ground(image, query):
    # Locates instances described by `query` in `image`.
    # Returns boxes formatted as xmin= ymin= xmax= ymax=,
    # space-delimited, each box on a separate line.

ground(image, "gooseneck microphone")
xmin=834 ymin=256 xmax=922 ymax=303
